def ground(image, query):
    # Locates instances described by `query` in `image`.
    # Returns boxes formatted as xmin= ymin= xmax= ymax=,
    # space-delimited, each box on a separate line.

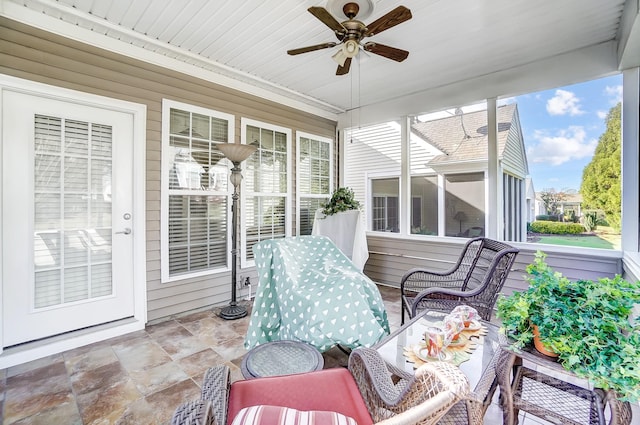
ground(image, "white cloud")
xmin=596 ymin=110 xmax=607 ymax=120
xmin=604 ymin=85 xmax=622 ymax=104
xmin=546 ymin=89 xmax=585 ymax=116
xmin=526 ymin=126 xmax=597 ymax=165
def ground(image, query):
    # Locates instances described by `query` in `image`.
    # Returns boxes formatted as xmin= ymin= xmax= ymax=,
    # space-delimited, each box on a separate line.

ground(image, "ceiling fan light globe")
xmin=344 ymin=39 xmax=359 ymax=57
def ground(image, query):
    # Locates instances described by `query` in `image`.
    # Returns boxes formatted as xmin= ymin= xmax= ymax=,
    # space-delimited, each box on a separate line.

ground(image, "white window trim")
xmin=160 ymin=99 xmax=235 ymax=283
xmin=295 ymin=131 xmax=334 ymax=235
xmin=241 ymin=118 xmax=292 ymax=268
xmin=367 ymin=172 xmax=401 ymax=233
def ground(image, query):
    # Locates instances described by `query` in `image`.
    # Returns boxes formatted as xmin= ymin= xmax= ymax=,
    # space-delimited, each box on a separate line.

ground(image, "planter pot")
xmin=532 ymin=325 xmax=559 ymax=357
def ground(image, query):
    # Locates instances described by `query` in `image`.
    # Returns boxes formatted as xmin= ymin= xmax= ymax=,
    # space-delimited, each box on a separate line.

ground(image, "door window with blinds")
xmin=161 ymin=100 xmax=235 ymax=282
xmin=242 ymin=118 xmax=292 ymax=264
xmin=34 ymin=115 xmax=113 ymax=307
xmin=296 ymin=132 xmax=333 ymax=235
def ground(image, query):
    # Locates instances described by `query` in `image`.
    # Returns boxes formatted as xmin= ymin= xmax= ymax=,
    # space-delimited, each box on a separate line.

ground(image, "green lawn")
xmin=533 ymin=234 xmax=617 ymax=249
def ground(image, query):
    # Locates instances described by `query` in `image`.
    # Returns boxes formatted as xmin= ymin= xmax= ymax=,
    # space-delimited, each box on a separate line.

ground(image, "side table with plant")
xmin=496 ymin=251 xmax=640 ymax=402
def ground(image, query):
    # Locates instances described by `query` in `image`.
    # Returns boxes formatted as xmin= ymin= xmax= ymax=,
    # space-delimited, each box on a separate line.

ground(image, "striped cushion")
xmin=231 ymin=405 xmax=358 ymax=425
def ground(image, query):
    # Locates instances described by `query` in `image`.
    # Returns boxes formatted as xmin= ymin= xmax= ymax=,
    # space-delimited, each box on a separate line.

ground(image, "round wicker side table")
xmin=241 ymin=340 xmax=324 ymax=379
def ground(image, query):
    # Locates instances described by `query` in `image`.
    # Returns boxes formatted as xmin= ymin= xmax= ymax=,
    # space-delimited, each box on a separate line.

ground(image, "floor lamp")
xmin=217 ymin=143 xmax=257 ymax=320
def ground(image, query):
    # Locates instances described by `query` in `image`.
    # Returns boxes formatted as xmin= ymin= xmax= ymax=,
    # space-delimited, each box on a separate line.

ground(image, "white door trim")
xmin=0 ymin=74 xmax=147 ymax=368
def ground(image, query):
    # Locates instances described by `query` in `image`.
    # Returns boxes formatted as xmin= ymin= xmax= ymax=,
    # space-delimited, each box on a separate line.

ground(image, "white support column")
xmin=438 ymin=174 xmax=446 ymax=236
xmin=622 ymin=68 xmax=639 ymax=253
xmin=487 ymin=98 xmax=500 ymax=239
xmin=400 ymin=116 xmax=411 ymax=235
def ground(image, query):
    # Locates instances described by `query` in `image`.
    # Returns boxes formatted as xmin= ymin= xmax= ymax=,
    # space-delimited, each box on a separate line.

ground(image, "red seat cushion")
xmin=227 ymin=368 xmax=373 ymax=425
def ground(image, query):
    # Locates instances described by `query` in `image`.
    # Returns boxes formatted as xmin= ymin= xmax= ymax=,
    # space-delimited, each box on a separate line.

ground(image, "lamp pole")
xmin=217 ymin=143 xmax=257 ymax=320
xmin=220 ymin=162 xmax=245 ymax=319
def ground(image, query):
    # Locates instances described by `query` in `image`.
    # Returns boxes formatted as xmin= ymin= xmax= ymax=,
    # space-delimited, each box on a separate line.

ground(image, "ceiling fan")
xmin=287 ymin=1 xmax=412 ymax=75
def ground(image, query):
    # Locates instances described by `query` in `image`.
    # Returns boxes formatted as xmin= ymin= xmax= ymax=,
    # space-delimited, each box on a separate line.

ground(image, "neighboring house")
xmin=525 ymin=177 xmax=536 ymax=224
xmin=534 ymin=192 xmax=583 ymax=219
xmin=345 ymin=104 xmax=529 ymax=242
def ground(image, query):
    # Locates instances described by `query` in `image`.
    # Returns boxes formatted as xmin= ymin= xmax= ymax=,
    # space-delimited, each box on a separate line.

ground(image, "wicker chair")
xmin=401 ymin=237 xmax=519 ymax=324
xmin=171 ymin=347 xmax=470 ymax=425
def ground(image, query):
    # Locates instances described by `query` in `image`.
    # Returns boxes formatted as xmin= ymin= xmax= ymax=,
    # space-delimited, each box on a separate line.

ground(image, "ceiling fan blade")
xmin=363 ymin=42 xmax=409 ymax=62
xmin=336 ymin=57 xmax=352 ymax=75
xmin=363 ymin=6 xmax=412 ymax=37
xmin=287 ymin=42 xmax=337 ymax=56
xmin=308 ymin=6 xmax=346 ymax=37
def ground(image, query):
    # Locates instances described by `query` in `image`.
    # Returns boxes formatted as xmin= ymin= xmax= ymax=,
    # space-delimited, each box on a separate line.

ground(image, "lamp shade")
xmin=217 ymin=143 xmax=257 ymax=163
xmin=454 ymin=211 xmax=467 ymax=222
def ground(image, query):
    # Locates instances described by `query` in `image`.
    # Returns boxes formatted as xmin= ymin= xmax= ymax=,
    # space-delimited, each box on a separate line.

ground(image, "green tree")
xmin=580 ymin=103 xmax=621 ymax=230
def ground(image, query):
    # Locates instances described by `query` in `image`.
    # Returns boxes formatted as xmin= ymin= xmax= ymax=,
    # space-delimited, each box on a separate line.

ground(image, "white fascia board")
xmin=0 ymin=0 xmax=342 ymax=121
xmin=338 ymin=41 xmax=619 ymax=129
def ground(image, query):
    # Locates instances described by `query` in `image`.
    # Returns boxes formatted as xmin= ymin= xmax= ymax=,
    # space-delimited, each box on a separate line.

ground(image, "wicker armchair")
xmin=401 ymin=237 xmax=519 ymax=324
xmin=171 ymin=347 xmax=470 ymax=425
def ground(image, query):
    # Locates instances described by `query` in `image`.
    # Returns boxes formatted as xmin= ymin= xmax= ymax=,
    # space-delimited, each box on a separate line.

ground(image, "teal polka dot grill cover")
xmin=245 ymin=235 xmax=390 ymax=352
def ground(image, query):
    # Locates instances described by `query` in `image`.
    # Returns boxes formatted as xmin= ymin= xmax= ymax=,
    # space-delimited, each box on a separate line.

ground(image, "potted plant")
xmin=321 ymin=187 xmax=361 ymax=216
xmin=496 ymin=251 xmax=640 ymax=401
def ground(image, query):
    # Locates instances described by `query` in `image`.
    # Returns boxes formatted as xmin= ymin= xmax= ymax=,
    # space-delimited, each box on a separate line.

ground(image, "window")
xmin=296 ymin=132 xmax=333 ymax=235
xmin=161 ymin=100 xmax=234 ymax=282
xmin=504 ymin=174 xmax=524 ymax=241
xmin=504 ymin=74 xmax=623 ymax=249
xmin=344 ymin=122 xmax=402 ymax=231
xmin=343 ymin=76 xmax=628 ymax=252
xmin=345 ymin=103 xmax=491 ymax=238
xmin=371 ymin=178 xmax=399 ymax=232
xmin=445 ymin=172 xmax=485 ymax=237
xmin=242 ymin=118 xmax=292 ymax=264
xmin=411 ymin=176 xmax=438 ymax=235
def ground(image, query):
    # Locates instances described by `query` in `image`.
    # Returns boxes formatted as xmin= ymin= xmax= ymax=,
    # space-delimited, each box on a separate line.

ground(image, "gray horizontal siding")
xmin=364 ymin=235 xmax=622 ymax=299
xmin=1 ymin=17 xmax=336 ymax=322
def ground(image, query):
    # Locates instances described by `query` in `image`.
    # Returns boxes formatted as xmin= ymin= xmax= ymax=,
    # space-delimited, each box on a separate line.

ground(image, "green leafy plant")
xmin=321 ymin=187 xmax=361 ymax=216
xmin=583 ymin=211 xmax=598 ymax=232
xmin=497 ymin=251 xmax=640 ymax=401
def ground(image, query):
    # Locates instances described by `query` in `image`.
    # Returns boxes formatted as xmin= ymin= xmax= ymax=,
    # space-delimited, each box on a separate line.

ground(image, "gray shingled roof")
xmin=411 ymin=103 xmax=516 ymax=165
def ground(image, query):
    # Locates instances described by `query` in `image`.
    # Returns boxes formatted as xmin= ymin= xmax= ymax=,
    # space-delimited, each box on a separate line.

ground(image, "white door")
xmin=2 ymin=90 xmax=135 ymax=347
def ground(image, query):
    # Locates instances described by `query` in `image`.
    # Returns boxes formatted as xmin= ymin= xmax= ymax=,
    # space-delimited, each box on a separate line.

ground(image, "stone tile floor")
xmin=0 ymin=284 xmax=636 ymax=424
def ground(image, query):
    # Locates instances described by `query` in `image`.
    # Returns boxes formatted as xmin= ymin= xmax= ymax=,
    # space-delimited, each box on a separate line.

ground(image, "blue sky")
xmin=510 ymin=74 xmax=623 ymax=192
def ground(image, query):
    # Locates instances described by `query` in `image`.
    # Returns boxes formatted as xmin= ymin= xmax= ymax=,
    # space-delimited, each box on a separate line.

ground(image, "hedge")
xmin=530 ymin=220 xmax=585 ymax=235
xmin=535 ymin=214 xmax=559 ymax=222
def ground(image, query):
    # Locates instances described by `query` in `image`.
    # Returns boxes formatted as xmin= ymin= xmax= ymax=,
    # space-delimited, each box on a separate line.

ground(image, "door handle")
xmin=115 ymin=228 xmax=132 ymax=235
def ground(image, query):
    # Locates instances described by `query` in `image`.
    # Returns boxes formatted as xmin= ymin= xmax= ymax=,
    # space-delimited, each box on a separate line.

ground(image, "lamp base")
xmin=219 ymin=303 xmax=248 ymax=320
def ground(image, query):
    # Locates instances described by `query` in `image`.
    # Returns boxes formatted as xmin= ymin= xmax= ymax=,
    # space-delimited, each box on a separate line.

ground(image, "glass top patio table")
xmin=373 ymin=310 xmax=500 ymax=383
xmin=372 ymin=309 xmax=501 ymax=425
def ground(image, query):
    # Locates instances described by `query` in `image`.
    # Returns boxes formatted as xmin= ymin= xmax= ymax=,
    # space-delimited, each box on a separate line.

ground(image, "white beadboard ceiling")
xmin=3 ymin=0 xmax=639 ymax=118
